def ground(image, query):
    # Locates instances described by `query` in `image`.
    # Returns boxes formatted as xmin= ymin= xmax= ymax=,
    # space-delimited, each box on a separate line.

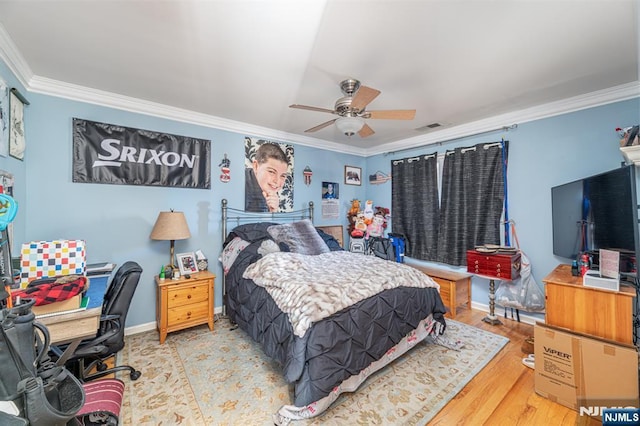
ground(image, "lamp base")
xmin=169 ymin=240 xmax=176 ymax=268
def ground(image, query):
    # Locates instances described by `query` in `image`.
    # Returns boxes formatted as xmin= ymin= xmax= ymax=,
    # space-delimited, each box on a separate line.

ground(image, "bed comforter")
xmin=224 ymin=223 xmax=447 ymax=408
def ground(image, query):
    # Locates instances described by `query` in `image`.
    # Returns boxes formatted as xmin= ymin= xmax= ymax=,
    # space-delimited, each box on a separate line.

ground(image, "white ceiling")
xmin=0 ymin=1 xmax=638 ymax=156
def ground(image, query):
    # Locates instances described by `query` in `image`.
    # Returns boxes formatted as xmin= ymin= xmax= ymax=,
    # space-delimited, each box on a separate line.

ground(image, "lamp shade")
xmin=335 ymin=116 xmax=365 ymax=137
xmin=150 ymin=211 xmax=191 ymax=241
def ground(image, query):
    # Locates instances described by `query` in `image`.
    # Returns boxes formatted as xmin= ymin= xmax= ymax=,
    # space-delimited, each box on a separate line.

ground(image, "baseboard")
xmin=470 ymin=301 xmax=544 ymax=326
xmin=125 ymin=304 xmax=542 ymax=336
xmin=124 ymin=305 xmax=224 ymax=337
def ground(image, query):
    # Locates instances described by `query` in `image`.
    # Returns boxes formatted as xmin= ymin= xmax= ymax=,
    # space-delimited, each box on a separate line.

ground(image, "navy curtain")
xmin=436 ymin=142 xmax=507 ymax=266
xmin=391 ymin=141 xmax=507 ymax=266
xmin=391 ymin=153 xmax=439 ymax=260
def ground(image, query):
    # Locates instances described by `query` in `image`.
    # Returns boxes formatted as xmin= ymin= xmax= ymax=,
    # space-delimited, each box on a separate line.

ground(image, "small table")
xmin=466 ymin=249 xmax=522 ymax=325
xmin=156 ymin=270 xmax=215 ymax=344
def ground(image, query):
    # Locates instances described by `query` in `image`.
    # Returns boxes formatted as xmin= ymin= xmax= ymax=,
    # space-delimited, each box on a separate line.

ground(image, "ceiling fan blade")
xmin=358 ymin=123 xmax=375 ymax=138
xmin=367 ymin=110 xmax=416 ymax=120
xmin=305 ymin=119 xmax=337 ymax=133
xmin=290 ymin=104 xmax=336 ymax=115
xmin=351 ymin=86 xmax=381 ymax=111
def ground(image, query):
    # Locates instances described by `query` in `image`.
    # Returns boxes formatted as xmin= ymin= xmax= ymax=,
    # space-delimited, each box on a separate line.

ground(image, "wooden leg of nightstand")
xmin=159 ymin=329 xmax=167 ymax=344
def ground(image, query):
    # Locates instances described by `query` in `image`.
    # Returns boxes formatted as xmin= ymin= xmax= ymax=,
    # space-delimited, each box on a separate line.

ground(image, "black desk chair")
xmin=56 ymin=261 xmax=143 ymax=382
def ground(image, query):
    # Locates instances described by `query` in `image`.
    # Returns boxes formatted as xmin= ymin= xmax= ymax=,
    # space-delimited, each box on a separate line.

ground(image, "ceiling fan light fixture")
xmin=335 ymin=116 xmax=365 ymax=137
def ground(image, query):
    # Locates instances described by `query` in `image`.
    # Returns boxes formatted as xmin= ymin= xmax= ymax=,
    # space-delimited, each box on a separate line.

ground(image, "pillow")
xmin=257 ymin=239 xmax=281 ymax=256
xmin=220 ymin=237 xmax=251 ymax=275
xmin=316 ymin=229 xmax=344 ymax=251
xmin=267 ymin=219 xmax=330 ymax=255
xmin=226 ymin=222 xmax=278 ymax=245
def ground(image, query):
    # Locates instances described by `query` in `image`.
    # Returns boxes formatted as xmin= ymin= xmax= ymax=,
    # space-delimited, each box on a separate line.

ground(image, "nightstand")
xmin=155 ymin=270 xmax=215 ymax=344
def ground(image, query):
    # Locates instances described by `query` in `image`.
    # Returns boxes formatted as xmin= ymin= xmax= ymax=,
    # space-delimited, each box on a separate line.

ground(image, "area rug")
xmin=118 ymin=319 xmax=509 ymax=425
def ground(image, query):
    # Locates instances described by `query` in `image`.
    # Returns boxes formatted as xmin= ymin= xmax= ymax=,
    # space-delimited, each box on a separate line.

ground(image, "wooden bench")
xmin=410 ymin=265 xmax=472 ymax=319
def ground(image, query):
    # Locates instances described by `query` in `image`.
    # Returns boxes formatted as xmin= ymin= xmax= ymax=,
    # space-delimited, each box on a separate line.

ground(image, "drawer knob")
xmin=187 ymin=295 xmax=192 ymax=299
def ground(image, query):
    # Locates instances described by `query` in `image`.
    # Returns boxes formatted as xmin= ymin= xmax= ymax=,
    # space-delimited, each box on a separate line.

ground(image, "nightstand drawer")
xmin=168 ymin=300 xmax=210 ymax=325
xmin=167 ymin=284 xmax=209 ymax=307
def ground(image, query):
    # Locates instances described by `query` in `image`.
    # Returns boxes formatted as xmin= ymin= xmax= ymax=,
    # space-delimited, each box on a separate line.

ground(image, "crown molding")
xmin=369 ymin=81 xmax=640 ymax=157
xmin=27 ymin=75 xmax=367 ymax=157
xmin=0 ymin=24 xmax=33 ymax=88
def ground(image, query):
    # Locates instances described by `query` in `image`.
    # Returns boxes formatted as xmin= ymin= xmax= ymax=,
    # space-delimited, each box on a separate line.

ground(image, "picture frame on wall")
xmin=176 ymin=252 xmax=198 ymax=275
xmin=0 ymin=78 xmax=9 ymax=157
xmin=344 ymin=165 xmax=362 ymax=186
xmin=9 ymin=89 xmax=27 ymax=161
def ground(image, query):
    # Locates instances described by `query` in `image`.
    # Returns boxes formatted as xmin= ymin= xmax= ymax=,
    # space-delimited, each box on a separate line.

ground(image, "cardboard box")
xmin=534 ymin=322 xmax=639 ymax=414
xmin=32 ymin=294 xmax=81 ymax=316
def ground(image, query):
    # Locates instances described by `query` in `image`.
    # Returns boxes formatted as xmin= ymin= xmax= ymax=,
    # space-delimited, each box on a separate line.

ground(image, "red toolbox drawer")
xmin=466 ymin=250 xmax=521 ymax=280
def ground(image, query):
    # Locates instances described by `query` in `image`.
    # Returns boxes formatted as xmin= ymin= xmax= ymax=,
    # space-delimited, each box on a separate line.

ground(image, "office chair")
xmin=58 ymin=261 xmax=143 ymax=382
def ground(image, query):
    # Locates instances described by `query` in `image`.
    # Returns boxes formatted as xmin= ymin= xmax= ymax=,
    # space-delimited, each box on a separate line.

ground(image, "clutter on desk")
xmin=11 ymin=274 xmax=88 ymax=316
xmin=86 ymin=262 xmax=116 ymax=276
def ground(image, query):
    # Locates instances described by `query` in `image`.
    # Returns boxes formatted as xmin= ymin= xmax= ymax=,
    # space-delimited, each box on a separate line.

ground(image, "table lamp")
xmin=150 ymin=210 xmax=191 ymax=267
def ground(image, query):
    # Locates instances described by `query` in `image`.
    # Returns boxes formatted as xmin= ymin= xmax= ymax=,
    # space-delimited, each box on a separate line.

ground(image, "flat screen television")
xmin=551 ymin=165 xmax=638 ymax=278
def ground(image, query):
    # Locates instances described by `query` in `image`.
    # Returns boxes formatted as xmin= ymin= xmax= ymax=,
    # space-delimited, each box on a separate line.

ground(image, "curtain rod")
xmin=384 ymin=124 xmax=517 ymax=156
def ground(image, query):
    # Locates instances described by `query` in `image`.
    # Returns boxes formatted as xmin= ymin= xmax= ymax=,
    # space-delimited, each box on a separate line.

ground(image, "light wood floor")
xmin=432 ymin=307 xmax=601 ymax=426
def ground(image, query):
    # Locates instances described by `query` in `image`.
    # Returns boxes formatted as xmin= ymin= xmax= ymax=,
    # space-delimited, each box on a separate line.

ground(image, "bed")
xmin=220 ymin=199 xmax=448 ymax=424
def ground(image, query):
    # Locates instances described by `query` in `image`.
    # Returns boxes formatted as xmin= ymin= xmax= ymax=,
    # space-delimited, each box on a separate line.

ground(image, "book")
xmin=35 ymin=295 xmax=90 ymax=319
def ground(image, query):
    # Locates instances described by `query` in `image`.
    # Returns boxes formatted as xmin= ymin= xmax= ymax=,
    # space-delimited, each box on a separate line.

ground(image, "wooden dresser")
xmin=543 ymin=264 xmax=636 ymax=345
xmin=411 ymin=265 xmax=472 ymax=319
xmin=156 ymin=270 xmax=215 ymax=344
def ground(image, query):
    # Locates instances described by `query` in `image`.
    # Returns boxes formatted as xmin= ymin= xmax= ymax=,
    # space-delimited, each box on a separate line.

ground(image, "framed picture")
xmin=0 ymin=78 xmax=9 ymax=157
xmin=9 ymin=90 xmax=26 ymax=161
xmin=344 ymin=165 xmax=362 ymax=186
xmin=176 ymin=252 xmax=198 ymax=275
xmin=322 ymin=181 xmax=339 ymax=199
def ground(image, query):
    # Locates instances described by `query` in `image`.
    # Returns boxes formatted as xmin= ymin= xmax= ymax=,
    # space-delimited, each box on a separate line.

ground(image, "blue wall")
xmin=365 ymin=98 xmax=640 ymax=318
xmin=1 ymin=56 xmax=638 ymax=328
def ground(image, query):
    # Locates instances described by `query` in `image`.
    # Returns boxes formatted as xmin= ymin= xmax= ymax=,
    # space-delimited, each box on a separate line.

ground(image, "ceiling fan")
xmin=289 ymin=79 xmax=416 ymax=138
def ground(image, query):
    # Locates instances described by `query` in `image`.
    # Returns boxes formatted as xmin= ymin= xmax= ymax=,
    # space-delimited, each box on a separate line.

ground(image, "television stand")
xmin=543 ymin=264 xmax=636 ymax=345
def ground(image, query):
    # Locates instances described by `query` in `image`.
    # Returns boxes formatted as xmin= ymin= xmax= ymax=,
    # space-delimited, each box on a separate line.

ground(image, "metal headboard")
xmin=220 ymin=198 xmax=314 ymax=316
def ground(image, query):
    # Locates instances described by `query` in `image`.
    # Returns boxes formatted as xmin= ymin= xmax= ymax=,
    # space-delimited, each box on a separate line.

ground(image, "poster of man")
xmin=244 ymin=137 xmax=294 ymax=212
xmin=322 ymin=182 xmax=339 ymax=199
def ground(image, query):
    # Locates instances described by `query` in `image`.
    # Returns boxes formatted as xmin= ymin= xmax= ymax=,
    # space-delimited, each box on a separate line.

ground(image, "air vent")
xmin=415 ymin=122 xmax=443 ymax=132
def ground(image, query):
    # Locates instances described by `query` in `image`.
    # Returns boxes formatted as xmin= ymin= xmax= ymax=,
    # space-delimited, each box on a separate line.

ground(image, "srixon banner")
xmin=72 ymin=118 xmax=211 ymax=189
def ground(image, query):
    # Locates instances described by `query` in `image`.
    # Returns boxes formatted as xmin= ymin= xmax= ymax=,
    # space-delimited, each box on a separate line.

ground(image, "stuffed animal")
xmin=363 ymin=200 xmax=374 ymax=225
xmin=367 ymin=215 xmax=385 ymax=237
xmin=349 ymin=199 xmax=360 ymax=216
xmin=352 ymin=212 xmax=367 ymax=237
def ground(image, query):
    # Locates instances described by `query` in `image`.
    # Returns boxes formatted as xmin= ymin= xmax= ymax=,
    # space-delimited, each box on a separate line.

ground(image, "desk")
xmin=37 ymin=274 xmax=109 ymax=365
